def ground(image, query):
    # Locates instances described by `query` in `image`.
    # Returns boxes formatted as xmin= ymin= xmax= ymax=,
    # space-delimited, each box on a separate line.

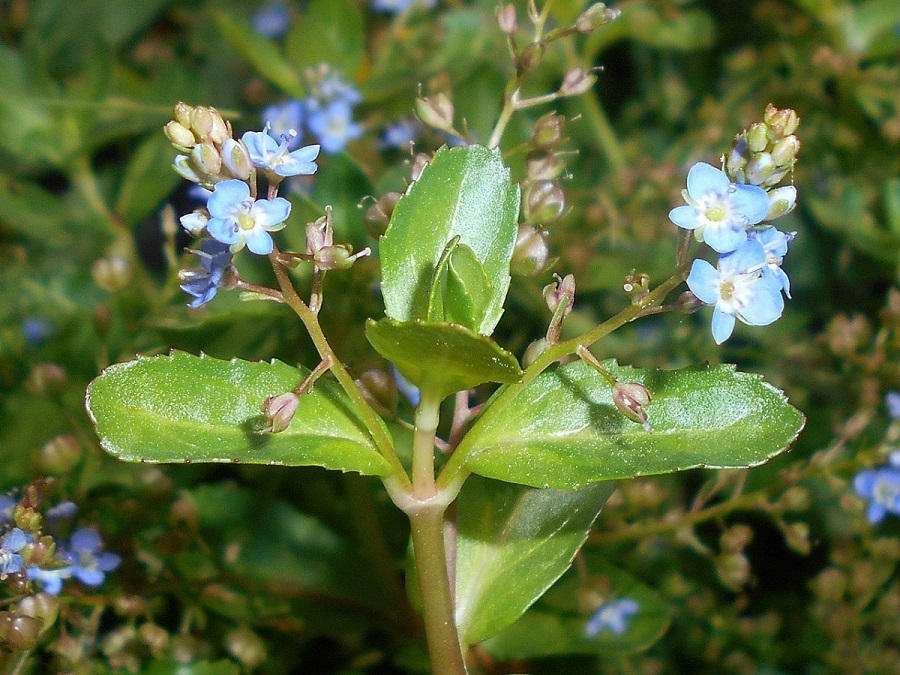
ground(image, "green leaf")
xmin=455 ymin=476 xmax=615 ymax=646
xmin=86 ymin=351 xmax=391 ymax=476
xmin=211 ymin=11 xmax=304 ymax=98
xmin=115 ymin=133 xmax=182 ymax=225
xmin=481 ymin=557 xmax=670 ymax=658
xmin=285 ymin=0 xmax=365 ymax=76
xmin=379 ymin=145 xmax=520 ymax=336
xmin=424 ymin=238 xmax=494 ymax=330
xmin=365 ymin=318 xmax=522 ymax=401
xmin=460 ymin=360 xmax=805 ymax=489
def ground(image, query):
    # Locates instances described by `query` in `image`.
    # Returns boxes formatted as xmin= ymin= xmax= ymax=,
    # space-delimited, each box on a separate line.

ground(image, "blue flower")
xmin=307 ymin=99 xmax=363 ymax=154
xmin=0 ymin=495 xmax=15 ymax=523
xmin=316 ymin=74 xmax=362 ymax=107
xmin=27 ymin=564 xmax=71 ymax=595
xmin=0 ymin=528 xmax=29 ymax=576
xmin=180 ymin=238 xmax=235 ymax=307
xmin=687 ymin=239 xmax=785 ymax=344
xmin=242 ymin=125 xmax=320 ymax=177
xmin=371 ymin=0 xmax=438 ymax=13
xmin=262 ymin=100 xmax=306 ymax=145
xmin=22 ymin=317 xmax=53 ymax=345
xmin=252 ymin=2 xmax=289 ymax=38
xmin=381 ymin=117 xmax=421 ymax=149
xmin=886 ymin=391 xmax=900 ymax=419
xmin=670 ymin=162 xmax=770 ymax=254
xmin=60 ymin=527 xmax=121 ymax=588
xmin=853 ymin=452 xmax=900 ymax=524
xmin=748 ymin=227 xmax=796 ymax=298
xmin=205 ymin=179 xmax=292 ymax=255
xmin=585 ymin=598 xmax=640 ymax=637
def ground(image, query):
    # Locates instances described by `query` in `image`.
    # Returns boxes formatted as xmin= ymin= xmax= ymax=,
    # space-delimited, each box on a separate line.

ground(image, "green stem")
xmin=412 ymin=385 xmax=442 ymax=498
xmin=407 ymin=504 xmax=467 ymax=675
xmin=437 ymin=265 xmax=689 ymax=493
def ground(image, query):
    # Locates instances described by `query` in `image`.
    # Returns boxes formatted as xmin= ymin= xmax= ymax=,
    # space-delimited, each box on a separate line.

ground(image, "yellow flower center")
xmin=720 ymin=280 xmax=735 ymax=301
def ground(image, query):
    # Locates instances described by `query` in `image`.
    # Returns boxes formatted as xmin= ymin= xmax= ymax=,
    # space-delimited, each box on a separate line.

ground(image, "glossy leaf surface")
xmin=454 ymin=476 xmax=615 ymax=646
xmin=365 ymin=318 xmax=522 ymax=401
xmin=379 ymin=144 xmax=519 ymax=335
xmin=86 ymin=351 xmax=390 ymax=475
xmin=461 ymin=360 xmax=805 ymax=489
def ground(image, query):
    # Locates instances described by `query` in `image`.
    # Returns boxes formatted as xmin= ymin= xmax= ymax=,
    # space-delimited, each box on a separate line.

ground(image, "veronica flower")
xmin=670 ymin=162 xmax=770 ymax=254
xmin=205 ymin=179 xmax=292 ymax=255
xmin=853 ymin=452 xmax=900 ymax=524
xmin=306 ymin=100 xmax=363 ymax=154
xmin=180 ymin=238 xmax=235 ymax=307
xmin=242 ymin=125 xmax=320 ymax=177
xmin=748 ymin=227 xmax=796 ymax=297
xmin=262 ymin=100 xmax=306 ymax=146
xmin=60 ymin=527 xmax=122 ymax=588
xmin=584 ymin=598 xmax=640 ymax=637
xmin=252 ymin=2 xmax=289 ymax=38
xmin=687 ymin=239 xmax=785 ymax=344
xmin=0 ymin=528 xmax=29 ymax=576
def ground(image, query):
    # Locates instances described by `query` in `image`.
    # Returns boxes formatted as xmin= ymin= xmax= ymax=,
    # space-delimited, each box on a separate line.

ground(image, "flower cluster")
xmin=672 ymin=106 xmax=800 ymax=343
xmin=264 ymin=66 xmax=363 ymax=155
xmin=853 ymin=451 xmax=900 ymax=524
xmin=584 ymin=597 xmax=640 ymax=637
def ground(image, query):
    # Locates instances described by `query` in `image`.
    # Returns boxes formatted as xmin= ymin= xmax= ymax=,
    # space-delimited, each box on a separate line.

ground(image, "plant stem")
xmin=412 ymin=385 xmax=442 ymax=498
xmin=407 ymin=504 xmax=467 ymax=675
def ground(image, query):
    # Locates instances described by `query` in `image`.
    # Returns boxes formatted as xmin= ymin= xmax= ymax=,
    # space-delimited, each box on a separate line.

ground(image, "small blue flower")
xmin=371 ymin=0 xmax=438 ymax=13
xmin=242 ymin=125 xmax=320 ymax=177
xmin=886 ymin=391 xmax=900 ymax=419
xmin=687 ymin=239 xmax=785 ymax=344
xmin=381 ymin=117 xmax=421 ymax=149
xmin=22 ymin=317 xmax=53 ymax=345
xmin=853 ymin=452 xmax=900 ymax=524
xmin=670 ymin=162 xmax=770 ymax=254
xmin=45 ymin=501 xmax=78 ymax=526
xmin=60 ymin=527 xmax=121 ymax=588
xmin=307 ymin=99 xmax=363 ymax=154
xmin=316 ymin=74 xmax=362 ymax=107
xmin=27 ymin=565 xmax=70 ymax=595
xmin=0 ymin=528 xmax=29 ymax=576
xmin=180 ymin=238 xmax=235 ymax=308
xmin=205 ymin=179 xmax=292 ymax=255
xmin=252 ymin=2 xmax=289 ymax=38
xmin=0 ymin=495 xmax=15 ymax=523
xmin=748 ymin=227 xmax=796 ymax=298
xmin=262 ymin=100 xmax=306 ymax=145
xmin=585 ymin=598 xmax=640 ymax=637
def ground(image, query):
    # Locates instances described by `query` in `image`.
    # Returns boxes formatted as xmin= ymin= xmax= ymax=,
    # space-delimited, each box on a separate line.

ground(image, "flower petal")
xmin=711 ymin=305 xmax=736 ymax=344
xmin=251 ymin=197 xmax=291 ymax=229
xmin=686 ymin=259 xmax=720 ymax=305
xmin=668 ymin=204 xmax=701 ymax=230
xmin=243 ymin=228 xmax=274 ymax=255
xmin=207 ymin=180 xmax=250 ymax=218
xmin=703 ymin=223 xmax=748 ymax=254
xmin=686 ymin=162 xmax=729 ymax=200
xmin=206 ymin=217 xmax=241 ymax=245
xmin=737 ymin=282 xmax=784 ymax=326
xmin=729 ymin=183 xmax=770 ymax=225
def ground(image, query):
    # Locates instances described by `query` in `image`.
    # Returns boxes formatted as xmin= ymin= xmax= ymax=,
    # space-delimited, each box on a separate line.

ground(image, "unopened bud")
xmin=17 ymin=594 xmax=59 ymax=634
xmin=532 ymin=113 xmax=567 ymax=149
xmin=139 ymin=623 xmax=169 ymax=655
xmin=415 ymin=93 xmax=455 ymax=132
xmin=764 ymin=185 xmax=797 ymax=221
xmin=746 ymin=123 xmax=769 ymax=152
xmin=225 ymin=627 xmax=267 ymax=670
xmin=190 ymin=141 xmax=222 ymax=178
xmin=25 ymin=363 xmax=67 ymax=396
xmin=518 ymin=42 xmax=545 ymax=72
xmin=221 ymin=139 xmax=252 ymax=180
xmin=770 ymin=135 xmax=800 ymax=166
xmin=715 ymin=552 xmax=751 ymax=589
xmin=364 ymin=192 xmax=402 ymax=239
xmin=720 ymin=524 xmax=754 ymax=552
xmin=764 ymin=104 xmax=799 ymax=137
xmin=612 ymin=381 xmax=653 ymax=431
xmin=173 ymin=101 xmax=193 ymax=128
xmin=355 ymin=369 xmax=398 ymax=417
xmin=523 ymin=338 xmax=549 ymax=368
xmin=410 ymin=152 xmax=431 ymax=182
xmin=526 ymin=150 xmax=564 ymax=180
xmin=543 ymin=273 xmax=576 ymax=317
xmin=782 ymin=521 xmax=811 ymax=555
xmin=314 ymin=244 xmax=370 ymax=271
xmin=779 ymin=486 xmax=811 ymax=512
xmin=559 ymin=68 xmax=596 ymax=96
xmin=190 ymin=106 xmax=214 ymax=141
xmin=164 ymin=121 xmax=196 ymax=151
xmin=497 ymin=4 xmax=517 ymax=34
xmin=675 ymin=290 xmax=704 ymax=314
xmin=207 ymin=107 xmax=229 ymax=144
xmin=38 ymin=434 xmax=83 ymax=475
xmin=576 ymin=3 xmax=620 ymax=32
xmin=92 ymin=257 xmax=132 ymax=292
xmin=306 ymin=211 xmax=334 ymax=255
xmin=0 ymin=614 xmax=41 ymax=650
xmin=261 ymin=392 xmax=299 ymax=434
xmin=180 ymin=210 xmax=209 ymax=236
xmin=524 ymin=180 xmax=566 ymax=225
xmin=743 ymin=152 xmax=775 ymax=186
xmin=510 ymin=224 xmax=550 ymax=276
xmin=622 ymin=269 xmax=650 ymax=303
xmin=173 ymin=154 xmax=203 ymax=183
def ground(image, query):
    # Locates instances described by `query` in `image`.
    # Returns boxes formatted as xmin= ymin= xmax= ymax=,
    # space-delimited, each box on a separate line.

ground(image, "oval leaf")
xmin=365 ymin=318 xmax=522 ymax=401
xmin=460 ymin=360 xmax=805 ymax=489
xmin=454 ymin=476 xmax=615 ymax=646
xmin=86 ymin=351 xmax=391 ymax=475
xmin=379 ymin=144 xmax=519 ymax=336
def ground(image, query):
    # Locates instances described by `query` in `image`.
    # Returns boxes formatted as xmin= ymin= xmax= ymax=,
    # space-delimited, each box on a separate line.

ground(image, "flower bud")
xmin=612 ymin=381 xmax=653 ymax=431
xmin=306 ymin=212 xmax=334 ymax=255
xmin=523 ymin=338 xmax=549 ymax=368
xmin=164 ymin=121 xmax=196 ymax=151
xmin=16 ymin=593 xmax=59 ymax=634
xmin=221 ymin=139 xmax=252 ymax=180
xmin=525 ymin=150 xmax=564 ymax=180
xmin=173 ymin=154 xmax=203 ymax=183
xmin=38 ymin=434 xmax=83 ymax=475
xmin=410 ymin=152 xmax=431 ymax=182
xmin=25 ymin=363 xmax=68 ymax=396
xmin=355 ymin=369 xmax=398 ymax=417
xmin=92 ymin=256 xmax=132 ymax=292
xmin=782 ymin=521 xmax=811 ymax=555
xmin=543 ymin=273 xmax=576 ymax=317
xmin=173 ymin=101 xmax=193 ymax=128
xmin=225 ymin=626 xmax=267 ymax=670
xmin=415 ymin=93 xmax=455 ymax=132
xmin=139 ymin=623 xmax=170 ymax=655
xmin=190 ymin=106 xmax=215 ymax=141
xmin=715 ymin=552 xmax=751 ymax=589
xmin=179 ymin=210 xmax=209 ymax=236
xmin=207 ymin=107 xmax=229 ymax=144
xmin=674 ymin=290 xmax=704 ymax=314
xmin=510 ymin=224 xmax=550 ymax=276
xmin=518 ymin=42 xmax=545 ymax=72
xmin=746 ymin=123 xmax=769 ymax=153
xmin=764 ymin=104 xmax=799 ymax=137
xmin=743 ymin=152 xmax=775 ymax=186
xmin=190 ymin=141 xmax=222 ymax=178
xmin=496 ymin=4 xmax=517 ymax=34
xmin=364 ymin=192 xmax=402 ymax=239
xmin=778 ymin=486 xmax=811 ymax=512
xmin=770 ymin=135 xmax=800 ymax=166
xmin=0 ymin=614 xmax=41 ymax=650
xmin=261 ymin=392 xmax=300 ymax=434
xmin=576 ymin=3 xmax=620 ymax=32
xmin=533 ymin=113 xmax=567 ymax=149
xmin=559 ymin=68 xmax=596 ymax=96
xmin=314 ymin=244 xmax=370 ymax=271
xmin=524 ymin=180 xmax=566 ymax=225
xmin=720 ymin=524 xmax=753 ymax=552
xmin=764 ymin=185 xmax=797 ymax=221
xmin=623 ymin=269 xmax=650 ymax=304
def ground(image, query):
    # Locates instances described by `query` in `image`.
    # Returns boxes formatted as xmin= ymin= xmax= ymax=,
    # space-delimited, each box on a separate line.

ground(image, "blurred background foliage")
xmin=0 ymin=0 xmax=898 ymax=672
